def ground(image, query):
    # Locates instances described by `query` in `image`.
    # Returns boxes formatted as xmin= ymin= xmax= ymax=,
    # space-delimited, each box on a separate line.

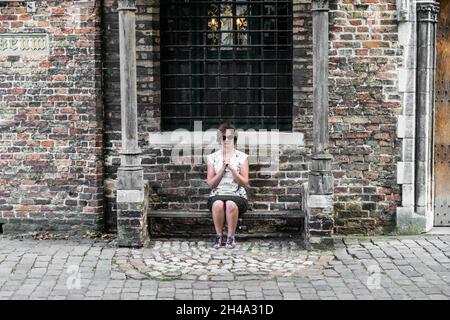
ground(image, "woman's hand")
xmin=228 ymin=159 xmax=249 ymax=188
xmin=207 ymin=158 xmax=249 ymax=189
xmin=207 ymin=161 xmax=228 ymax=189
xmin=223 ymin=159 xmax=230 ymax=171
xmin=227 ymin=163 xmax=238 ymax=175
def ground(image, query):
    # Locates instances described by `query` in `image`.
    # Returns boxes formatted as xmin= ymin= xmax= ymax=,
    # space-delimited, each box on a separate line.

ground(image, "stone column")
xmin=306 ymin=0 xmax=334 ymax=248
xmin=396 ymin=0 xmax=423 ymax=234
xmin=414 ymin=1 xmax=439 ymax=225
xmin=116 ymin=0 xmax=148 ymax=247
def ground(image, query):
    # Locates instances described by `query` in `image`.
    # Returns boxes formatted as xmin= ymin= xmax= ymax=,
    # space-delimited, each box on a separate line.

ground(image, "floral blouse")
xmin=206 ymin=149 xmax=248 ymax=199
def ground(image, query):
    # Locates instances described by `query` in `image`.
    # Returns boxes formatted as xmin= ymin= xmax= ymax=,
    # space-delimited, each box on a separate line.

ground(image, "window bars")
xmin=161 ymin=0 xmax=293 ymax=131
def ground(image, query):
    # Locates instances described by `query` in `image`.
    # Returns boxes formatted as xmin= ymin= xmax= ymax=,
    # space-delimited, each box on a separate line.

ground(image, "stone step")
xmin=148 ymin=210 xmax=305 ymax=239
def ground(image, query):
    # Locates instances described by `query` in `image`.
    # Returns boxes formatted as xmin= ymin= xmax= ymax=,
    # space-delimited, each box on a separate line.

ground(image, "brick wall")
xmin=329 ymin=0 xmax=402 ymax=235
xmin=0 ymin=0 xmax=404 ymax=236
xmin=0 ymin=0 xmax=104 ymax=234
xmin=102 ymin=0 xmax=314 ymax=231
xmin=293 ymin=0 xmax=314 ymax=142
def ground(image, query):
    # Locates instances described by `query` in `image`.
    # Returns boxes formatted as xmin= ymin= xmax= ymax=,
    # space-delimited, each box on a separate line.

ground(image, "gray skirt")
xmin=207 ymin=195 xmax=248 ymax=215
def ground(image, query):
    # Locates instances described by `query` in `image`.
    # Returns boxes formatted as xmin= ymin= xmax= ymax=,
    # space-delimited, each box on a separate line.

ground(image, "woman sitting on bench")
xmin=206 ymin=123 xmax=249 ymax=249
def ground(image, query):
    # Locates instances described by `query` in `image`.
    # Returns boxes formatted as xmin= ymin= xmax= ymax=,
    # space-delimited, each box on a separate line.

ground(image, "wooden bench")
xmin=148 ymin=210 xmax=305 ymax=238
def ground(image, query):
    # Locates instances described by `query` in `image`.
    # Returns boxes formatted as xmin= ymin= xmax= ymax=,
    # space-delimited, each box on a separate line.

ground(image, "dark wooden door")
xmin=434 ymin=0 xmax=450 ymax=226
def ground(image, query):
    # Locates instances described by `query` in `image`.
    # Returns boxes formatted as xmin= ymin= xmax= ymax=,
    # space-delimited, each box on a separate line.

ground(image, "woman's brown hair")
xmin=217 ymin=122 xmax=238 ymax=145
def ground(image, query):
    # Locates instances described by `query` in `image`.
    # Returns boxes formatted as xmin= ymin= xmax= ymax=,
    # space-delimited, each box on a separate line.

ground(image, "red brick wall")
xmin=329 ymin=0 xmax=402 ymax=235
xmin=0 ymin=1 xmax=104 ymax=234
xmin=0 ymin=0 xmax=404 ymax=236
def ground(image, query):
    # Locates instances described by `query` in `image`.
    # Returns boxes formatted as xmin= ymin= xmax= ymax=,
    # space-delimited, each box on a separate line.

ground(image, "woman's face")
xmin=221 ymin=129 xmax=235 ymax=148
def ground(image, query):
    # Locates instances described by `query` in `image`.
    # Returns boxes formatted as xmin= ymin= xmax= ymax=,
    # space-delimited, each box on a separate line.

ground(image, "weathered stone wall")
xmin=103 ymin=0 xmax=314 ymax=232
xmin=0 ymin=1 xmax=104 ymax=234
xmin=0 ymin=0 xmax=404 ymax=236
xmin=329 ymin=0 xmax=402 ymax=235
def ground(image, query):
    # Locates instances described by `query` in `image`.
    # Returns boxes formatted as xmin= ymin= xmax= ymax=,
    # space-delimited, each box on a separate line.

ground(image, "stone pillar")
xmin=396 ymin=0 xmax=423 ymax=234
xmin=116 ymin=0 xmax=148 ymax=247
xmin=306 ymin=0 xmax=334 ymax=248
xmin=414 ymin=1 xmax=439 ymax=227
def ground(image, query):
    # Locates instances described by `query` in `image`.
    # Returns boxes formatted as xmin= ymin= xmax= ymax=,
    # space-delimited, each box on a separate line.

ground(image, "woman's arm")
xmin=228 ymin=158 xmax=249 ymax=188
xmin=207 ymin=163 xmax=227 ymax=189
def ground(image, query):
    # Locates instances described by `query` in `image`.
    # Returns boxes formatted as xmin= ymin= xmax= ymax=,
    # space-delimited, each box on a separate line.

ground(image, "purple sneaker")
xmin=213 ymin=235 xmax=222 ymax=249
xmin=225 ymin=236 xmax=236 ymax=249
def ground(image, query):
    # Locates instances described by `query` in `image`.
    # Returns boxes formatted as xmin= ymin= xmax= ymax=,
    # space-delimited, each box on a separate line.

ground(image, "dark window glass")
xmin=161 ymin=1 xmax=293 ymax=131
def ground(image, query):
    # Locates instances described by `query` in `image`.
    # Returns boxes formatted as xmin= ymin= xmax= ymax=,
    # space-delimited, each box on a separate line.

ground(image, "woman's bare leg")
xmin=211 ymin=200 xmax=225 ymax=235
xmin=225 ymin=200 xmax=239 ymax=236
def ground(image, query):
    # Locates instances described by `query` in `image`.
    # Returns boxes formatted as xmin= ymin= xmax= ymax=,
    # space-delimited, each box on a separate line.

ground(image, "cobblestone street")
xmin=0 ymin=235 xmax=449 ymax=300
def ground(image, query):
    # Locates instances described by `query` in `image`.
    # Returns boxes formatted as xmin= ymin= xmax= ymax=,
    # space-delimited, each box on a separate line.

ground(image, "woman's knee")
xmin=211 ymin=200 xmax=225 ymax=212
xmin=225 ymin=200 xmax=238 ymax=213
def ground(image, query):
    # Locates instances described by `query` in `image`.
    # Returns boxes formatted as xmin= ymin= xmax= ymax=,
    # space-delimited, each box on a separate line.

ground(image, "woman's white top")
xmin=207 ymin=149 xmax=248 ymax=199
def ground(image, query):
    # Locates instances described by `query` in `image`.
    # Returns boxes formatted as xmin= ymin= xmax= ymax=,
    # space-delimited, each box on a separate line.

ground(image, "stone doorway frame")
xmin=396 ymin=0 xmax=440 ymax=233
xmin=114 ymin=0 xmax=334 ymax=247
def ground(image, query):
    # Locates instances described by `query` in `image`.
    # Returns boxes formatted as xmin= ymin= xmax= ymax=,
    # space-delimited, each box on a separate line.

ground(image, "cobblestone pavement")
xmin=0 ymin=234 xmax=449 ymax=300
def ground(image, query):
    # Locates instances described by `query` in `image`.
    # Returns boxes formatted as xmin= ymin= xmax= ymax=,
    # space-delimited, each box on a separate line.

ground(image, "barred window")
xmin=161 ymin=0 xmax=293 ymax=131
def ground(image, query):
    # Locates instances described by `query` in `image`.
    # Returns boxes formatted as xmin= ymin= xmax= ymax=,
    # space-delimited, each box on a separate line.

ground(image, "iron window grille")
xmin=161 ymin=0 xmax=293 ymax=131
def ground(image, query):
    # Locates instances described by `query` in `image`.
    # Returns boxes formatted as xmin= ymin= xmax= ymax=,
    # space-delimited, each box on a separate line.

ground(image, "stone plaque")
xmin=0 ymin=34 xmax=49 ymax=56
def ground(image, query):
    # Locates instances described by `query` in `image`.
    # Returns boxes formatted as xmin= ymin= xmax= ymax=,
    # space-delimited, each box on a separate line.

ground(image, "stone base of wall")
xmin=305 ymin=209 xmax=335 ymax=250
xmin=116 ymin=182 xmax=150 ymax=247
xmin=396 ymin=207 xmax=428 ymax=235
xmin=302 ymin=182 xmax=335 ymax=249
xmin=0 ymin=214 xmax=103 ymax=236
xmin=307 ymin=235 xmax=336 ymax=250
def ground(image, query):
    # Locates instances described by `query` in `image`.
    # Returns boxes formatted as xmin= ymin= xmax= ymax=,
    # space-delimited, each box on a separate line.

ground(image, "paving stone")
xmin=212 ymin=293 xmax=230 ymax=299
xmin=0 ymin=236 xmax=449 ymax=300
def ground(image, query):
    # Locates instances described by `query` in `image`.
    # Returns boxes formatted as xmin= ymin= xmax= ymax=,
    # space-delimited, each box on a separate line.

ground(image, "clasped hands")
xmin=222 ymin=159 xmax=237 ymax=173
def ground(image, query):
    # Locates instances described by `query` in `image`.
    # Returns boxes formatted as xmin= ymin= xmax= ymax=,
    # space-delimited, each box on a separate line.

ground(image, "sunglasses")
xmin=222 ymin=135 xmax=236 ymax=141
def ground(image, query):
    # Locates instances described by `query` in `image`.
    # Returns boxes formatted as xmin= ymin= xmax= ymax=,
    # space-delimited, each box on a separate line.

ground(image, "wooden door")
xmin=434 ymin=0 xmax=450 ymax=226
